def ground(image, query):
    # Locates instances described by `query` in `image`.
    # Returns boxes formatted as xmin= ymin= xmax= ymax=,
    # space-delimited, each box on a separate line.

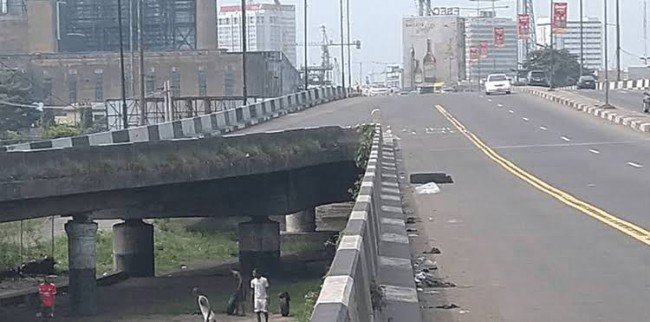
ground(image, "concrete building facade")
xmin=465 ymin=17 xmax=519 ymax=81
xmin=536 ymin=17 xmax=603 ymax=71
xmin=218 ymin=3 xmax=297 ymax=67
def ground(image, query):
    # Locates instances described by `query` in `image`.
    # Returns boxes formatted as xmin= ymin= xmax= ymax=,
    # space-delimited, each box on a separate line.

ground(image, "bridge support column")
xmin=113 ymin=219 xmax=155 ymax=277
xmin=286 ymin=208 xmax=317 ymax=233
xmin=65 ymin=216 xmax=98 ymax=316
xmin=238 ymin=217 xmax=280 ymax=275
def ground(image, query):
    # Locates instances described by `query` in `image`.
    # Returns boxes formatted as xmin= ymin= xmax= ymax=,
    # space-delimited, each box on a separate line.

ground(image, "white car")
xmin=485 ymin=74 xmax=512 ymax=95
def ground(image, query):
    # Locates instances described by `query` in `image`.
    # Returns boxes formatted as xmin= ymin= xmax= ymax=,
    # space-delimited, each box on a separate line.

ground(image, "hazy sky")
xmin=220 ymin=0 xmax=648 ymax=82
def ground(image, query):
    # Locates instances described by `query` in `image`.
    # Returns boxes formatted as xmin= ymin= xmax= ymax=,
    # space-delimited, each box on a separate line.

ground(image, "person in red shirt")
xmin=37 ymin=275 xmax=57 ymax=319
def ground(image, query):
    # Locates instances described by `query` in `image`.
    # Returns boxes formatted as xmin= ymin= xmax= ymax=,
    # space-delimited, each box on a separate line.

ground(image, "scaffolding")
xmin=58 ymin=0 xmax=196 ymax=52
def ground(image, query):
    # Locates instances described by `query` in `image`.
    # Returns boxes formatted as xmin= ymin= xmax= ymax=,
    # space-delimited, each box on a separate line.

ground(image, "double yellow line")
xmin=435 ymin=104 xmax=650 ymax=247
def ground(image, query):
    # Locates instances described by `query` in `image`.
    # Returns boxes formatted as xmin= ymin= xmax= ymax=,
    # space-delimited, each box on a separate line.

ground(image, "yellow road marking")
xmin=435 ymin=104 xmax=650 ymax=247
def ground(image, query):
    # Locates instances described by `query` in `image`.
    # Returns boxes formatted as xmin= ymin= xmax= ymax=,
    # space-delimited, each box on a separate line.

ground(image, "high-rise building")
xmin=218 ymin=3 xmax=297 ymax=67
xmin=536 ymin=17 xmax=603 ymax=71
xmin=465 ymin=16 xmax=519 ymax=82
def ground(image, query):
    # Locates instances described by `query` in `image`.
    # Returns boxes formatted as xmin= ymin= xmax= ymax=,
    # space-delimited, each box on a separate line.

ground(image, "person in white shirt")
xmin=250 ymin=269 xmax=270 ymax=322
xmin=192 ymin=287 xmax=217 ymax=322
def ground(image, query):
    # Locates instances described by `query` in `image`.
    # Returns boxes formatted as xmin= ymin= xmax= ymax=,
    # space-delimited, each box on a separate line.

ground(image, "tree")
xmin=523 ymin=48 xmax=592 ymax=87
xmin=0 ymin=69 xmax=41 ymax=132
xmin=43 ymin=124 xmax=81 ymax=139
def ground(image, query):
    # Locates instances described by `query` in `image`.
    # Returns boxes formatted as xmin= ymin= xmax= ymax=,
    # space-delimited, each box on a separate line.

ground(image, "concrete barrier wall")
xmin=597 ymin=79 xmax=650 ymax=90
xmin=311 ymin=126 xmax=420 ymax=322
xmin=4 ymin=86 xmax=361 ymax=153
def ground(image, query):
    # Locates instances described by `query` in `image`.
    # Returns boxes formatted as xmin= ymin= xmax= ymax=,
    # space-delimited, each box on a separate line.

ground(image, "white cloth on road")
xmin=197 ymin=295 xmax=217 ymax=322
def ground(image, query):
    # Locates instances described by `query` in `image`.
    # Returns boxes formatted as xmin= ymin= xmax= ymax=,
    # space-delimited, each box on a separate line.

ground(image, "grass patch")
xmin=281 ymin=240 xmax=321 ymax=255
xmin=153 ymin=219 xmax=238 ymax=274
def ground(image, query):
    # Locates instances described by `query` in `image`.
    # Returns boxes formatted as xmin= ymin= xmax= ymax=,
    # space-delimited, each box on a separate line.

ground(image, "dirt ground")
xmin=0 ymin=252 xmax=330 ymax=322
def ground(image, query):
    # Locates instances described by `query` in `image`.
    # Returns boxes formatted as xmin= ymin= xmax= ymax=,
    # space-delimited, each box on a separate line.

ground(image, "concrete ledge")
xmin=515 ymin=86 xmax=650 ymax=134
xmin=3 ymin=86 xmax=362 ymax=153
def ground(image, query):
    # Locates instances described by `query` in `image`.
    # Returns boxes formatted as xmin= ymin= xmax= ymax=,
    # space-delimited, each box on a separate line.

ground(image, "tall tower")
xmin=524 ymin=0 xmax=536 ymax=53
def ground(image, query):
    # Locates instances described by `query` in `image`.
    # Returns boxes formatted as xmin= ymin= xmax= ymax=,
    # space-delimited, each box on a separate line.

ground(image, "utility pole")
xmin=549 ymin=0 xmax=555 ymax=91
xmin=579 ymin=0 xmax=584 ymax=76
xmin=129 ymin=0 xmax=136 ymax=99
xmin=359 ymin=62 xmax=363 ymax=85
xmin=138 ymin=0 xmax=146 ymax=125
xmin=645 ymin=0 xmax=648 ymax=66
xmin=241 ymin=0 xmax=248 ymax=104
xmin=604 ymin=0 xmax=611 ymax=107
xmin=304 ymin=0 xmax=308 ymax=90
xmin=616 ymin=0 xmax=621 ymax=82
xmin=117 ymin=0 xmax=128 ymax=129
xmin=346 ymin=0 xmax=352 ymax=86
xmin=339 ymin=0 xmax=346 ymax=90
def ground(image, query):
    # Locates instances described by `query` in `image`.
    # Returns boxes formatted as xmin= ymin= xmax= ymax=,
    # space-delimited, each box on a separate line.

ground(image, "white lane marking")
xmin=589 ymin=149 xmax=600 ymax=154
xmin=522 ymin=117 xmax=529 ymax=122
xmin=508 ymin=110 xmax=514 ymax=114
xmin=497 ymin=104 xmax=503 ymax=107
xmin=488 ymin=99 xmax=493 ymax=102
xmin=561 ymin=136 xmax=571 ymax=142
xmin=627 ymin=162 xmax=644 ymax=168
xmin=539 ymin=126 xmax=548 ymax=130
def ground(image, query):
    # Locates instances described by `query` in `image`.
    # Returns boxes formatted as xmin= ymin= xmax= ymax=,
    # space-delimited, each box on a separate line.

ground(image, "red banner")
xmin=552 ymin=2 xmax=568 ymax=34
xmin=469 ymin=46 xmax=479 ymax=62
xmin=494 ymin=27 xmax=505 ymax=47
xmin=480 ymin=41 xmax=489 ymax=58
xmin=518 ymin=14 xmax=530 ymax=39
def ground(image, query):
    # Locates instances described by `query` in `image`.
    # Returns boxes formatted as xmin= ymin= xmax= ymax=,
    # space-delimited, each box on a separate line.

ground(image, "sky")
xmin=219 ymin=0 xmax=649 ymax=83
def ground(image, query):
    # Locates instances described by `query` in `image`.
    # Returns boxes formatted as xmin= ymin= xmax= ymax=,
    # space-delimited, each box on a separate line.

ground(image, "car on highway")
xmin=484 ymin=74 xmax=512 ymax=95
xmin=576 ymin=75 xmax=597 ymax=89
xmin=527 ymin=70 xmax=549 ymax=87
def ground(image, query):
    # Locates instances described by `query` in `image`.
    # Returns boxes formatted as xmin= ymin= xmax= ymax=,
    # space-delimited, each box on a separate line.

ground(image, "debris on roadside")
xmin=436 ymin=304 xmax=460 ymax=309
xmin=415 ymin=182 xmax=441 ymax=195
xmin=423 ymin=247 xmax=441 ymax=255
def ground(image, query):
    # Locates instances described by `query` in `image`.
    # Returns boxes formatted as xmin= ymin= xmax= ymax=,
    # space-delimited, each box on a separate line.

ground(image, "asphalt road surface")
xmin=243 ymin=92 xmax=650 ymax=321
xmin=567 ymin=88 xmax=645 ymax=113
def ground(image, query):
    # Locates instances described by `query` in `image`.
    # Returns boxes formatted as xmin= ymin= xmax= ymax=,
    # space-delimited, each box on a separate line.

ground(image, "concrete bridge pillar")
xmin=65 ymin=216 xmax=98 ymax=316
xmin=238 ymin=217 xmax=280 ymax=275
xmin=113 ymin=219 xmax=155 ymax=277
xmin=286 ymin=208 xmax=317 ymax=233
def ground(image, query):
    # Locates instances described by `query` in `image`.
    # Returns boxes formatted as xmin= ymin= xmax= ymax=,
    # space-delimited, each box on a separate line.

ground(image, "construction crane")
xmin=296 ymin=25 xmax=335 ymax=87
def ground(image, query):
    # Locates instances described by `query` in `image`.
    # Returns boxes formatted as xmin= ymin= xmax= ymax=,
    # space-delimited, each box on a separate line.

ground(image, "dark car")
xmin=527 ymin=71 xmax=549 ymax=87
xmin=576 ymin=75 xmax=596 ymax=89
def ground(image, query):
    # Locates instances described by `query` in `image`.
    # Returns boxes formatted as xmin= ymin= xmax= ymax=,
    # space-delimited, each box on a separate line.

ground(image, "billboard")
xmin=402 ymin=16 xmax=466 ymax=89
xmin=494 ymin=27 xmax=505 ymax=47
xmin=518 ymin=14 xmax=530 ymax=39
xmin=469 ymin=46 xmax=480 ymax=62
xmin=480 ymin=41 xmax=489 ymax=58
xmin=553 ymin=2 xmax=568 ymax=34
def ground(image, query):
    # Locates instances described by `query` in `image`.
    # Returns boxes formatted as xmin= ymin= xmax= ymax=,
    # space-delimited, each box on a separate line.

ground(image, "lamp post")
xmin=304 ymin=0 xmax=308 ymax=90
xmin=549 ymin=0 xmax=555 ymax=91
xmin=117 ymin=0 xmax=128 ymax=129
xmin=579 ymin=0 xmax=584 ymax=76
xmin=339 ymin=0 xmax=346 ymax=89
xmin=616 ymin=0 xmax=621 ymax=82
xmin=241 ymin=0 xmax=248 ymax=104
xmin=346 ymin=0 xmax=352 ymax=87
xmin=604 ymin=0 xmax=611 ymax=107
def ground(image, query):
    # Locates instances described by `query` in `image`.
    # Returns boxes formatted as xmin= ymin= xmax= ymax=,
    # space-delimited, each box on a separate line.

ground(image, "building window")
xmin=171 ymin=68 xmax=181 ymax=97
xmin=67 ymin=70 xmax=78 ymax=104
xmin=94 ymin=69 xmax=104 ymax=102
xmin=146 ymin=73 xmax=156 ymax=95
xmin=225 ymin=65 xmax=234 ymax=96
xmin=198 ymin=68 xmax=207 ymax=96
xmin=42 ymin=73 xmax=53 ymax=105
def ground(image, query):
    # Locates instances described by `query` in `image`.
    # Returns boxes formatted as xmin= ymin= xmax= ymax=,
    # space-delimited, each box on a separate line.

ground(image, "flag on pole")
xmin=518 ymin=14 xmax=530 ymax=39
xmin=552 ymin=2 xmax=568 ymax=34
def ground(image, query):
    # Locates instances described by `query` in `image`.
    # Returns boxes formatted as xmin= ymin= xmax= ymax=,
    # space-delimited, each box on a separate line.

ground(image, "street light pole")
xmin=346 ymin=0 xmax=352 ymax=87
xmin=549 ymin=0 xmax=554 ymax=91
xmin=304 ymin=0 xmax=308 ymax=90
xmin=241 ymin=0 xmax=248 ymax=104
xmin=579 ymin=0 xmax=584 ymax=76
xmin=117 ymin=0 xmax=128 ymax=129
xmin=138 ymin=0 xmax=146 ymax=125
xmin=604 ymin=0 xmax=611 ymax=106
xmin=339 ymin=0 xmax=346 ymax=90
xmin=615 ymin=0 xmax=621 ymax=82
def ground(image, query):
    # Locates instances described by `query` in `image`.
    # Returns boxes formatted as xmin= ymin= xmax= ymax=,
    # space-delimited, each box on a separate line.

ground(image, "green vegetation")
xmin=523 ymin=48 xmax=591 ymax=87
xmin=350 ymin=124 xmax=377 ymax=198
xmin=42 ymin=124 xmax=82 ymax=139
xmin=153 ymin=276 xmax=322 ymax=322
xmin=0 ymin=69 xmax=40 ymax=132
